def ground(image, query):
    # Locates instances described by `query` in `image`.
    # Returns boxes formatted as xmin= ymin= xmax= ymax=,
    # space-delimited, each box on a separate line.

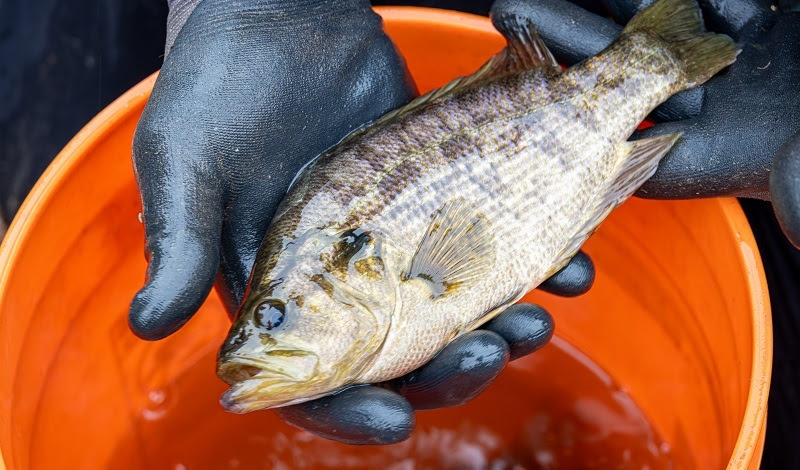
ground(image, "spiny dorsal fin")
xmin=334 ymin=19 xmax=559 ymax=150
xmin=334 ymin=52 xmax=509 ymax=149
xmin=492 ymin=14 xmax=560 ymax=73
xmin=404 ymin=198 xmax=494 ymax=299
xmin=551 ymin=133 xmax=682 ymax=273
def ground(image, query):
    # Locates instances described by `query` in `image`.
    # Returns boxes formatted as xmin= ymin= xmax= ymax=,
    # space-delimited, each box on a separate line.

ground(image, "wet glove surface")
xmin=490 ymin=0 xmax=800 ymax=246
xmin=130 ymin=0 xmax=595 ymax=445
xmin=130 ymin=0 xmax=417 ymax=339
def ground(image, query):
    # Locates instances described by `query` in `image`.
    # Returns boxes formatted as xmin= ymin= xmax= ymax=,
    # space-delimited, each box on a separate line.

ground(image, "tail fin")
xmin=623 ymin=0 xmax=740 ymax=88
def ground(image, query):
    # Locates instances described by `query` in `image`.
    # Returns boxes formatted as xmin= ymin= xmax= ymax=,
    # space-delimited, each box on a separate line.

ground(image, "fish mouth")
xmin=217 ymin=351 xmax=320 ymax=413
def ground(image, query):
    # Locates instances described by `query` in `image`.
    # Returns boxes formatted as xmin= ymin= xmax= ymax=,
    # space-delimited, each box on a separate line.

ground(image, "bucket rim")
xmin=0 ymin=6 xmax=772 ymax=470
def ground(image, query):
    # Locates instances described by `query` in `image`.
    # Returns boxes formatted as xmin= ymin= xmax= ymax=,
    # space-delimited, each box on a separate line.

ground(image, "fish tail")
xmin=622 ymin=0 xmax=740 ymax=89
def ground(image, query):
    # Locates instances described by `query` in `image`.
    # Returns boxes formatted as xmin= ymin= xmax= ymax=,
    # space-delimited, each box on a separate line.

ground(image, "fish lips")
xmin=217 ymin=351 xmax=320 ymax=413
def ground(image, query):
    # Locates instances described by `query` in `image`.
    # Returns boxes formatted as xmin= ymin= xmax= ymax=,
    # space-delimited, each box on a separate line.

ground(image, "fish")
xmin=216 ymin=0 xmax=739 ymax=413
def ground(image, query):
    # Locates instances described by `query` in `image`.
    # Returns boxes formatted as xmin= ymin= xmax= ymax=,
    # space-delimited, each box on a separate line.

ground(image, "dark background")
xmin=0 ymin=0 xmax=796 ymax=467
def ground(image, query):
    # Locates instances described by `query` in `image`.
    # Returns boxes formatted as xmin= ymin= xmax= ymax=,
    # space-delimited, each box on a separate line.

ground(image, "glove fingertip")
xmin=484 ymin=303 xmax=554 ymax=361
xmin=770 ymin=132 xmax=800 ymax=249
xmin=129 ymin=240 xmax=220 ymax=341
xmin=129 ymin=278 xmax=212 ymax=341
xmin=129 ymin=287 xmax=178 ymax=341
xmin=392 ymin=330 xmax=509 ymax=411
xmin=538 ymin=250 xmax=595 ymax=297
xmin=276 ymin=385 xmax=414 ymax=445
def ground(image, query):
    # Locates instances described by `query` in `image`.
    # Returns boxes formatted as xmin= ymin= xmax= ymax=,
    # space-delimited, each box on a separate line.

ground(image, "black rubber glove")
xmin=490 ymin=0 xmax=800 ymax=247
xmin=130 ymin=0 xmax=595 ymax=444
xmin=130 ymin=0 xmax=416 ymax=338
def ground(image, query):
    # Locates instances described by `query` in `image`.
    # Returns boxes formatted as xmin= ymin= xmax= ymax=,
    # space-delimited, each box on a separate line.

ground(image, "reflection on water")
xmin=115 ymin=337 xmax=674 ymax=469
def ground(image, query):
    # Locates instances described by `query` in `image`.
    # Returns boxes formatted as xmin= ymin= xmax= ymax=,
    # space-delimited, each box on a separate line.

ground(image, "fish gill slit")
xmin=348 ymin=260 xmax=401 ymax=381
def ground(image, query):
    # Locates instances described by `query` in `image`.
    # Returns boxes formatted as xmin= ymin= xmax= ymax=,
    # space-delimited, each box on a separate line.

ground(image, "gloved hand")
xmin=129 ymin=0 xmax=595 ymax=444
xmin=490 ymin=0 xmax=800 ymax=247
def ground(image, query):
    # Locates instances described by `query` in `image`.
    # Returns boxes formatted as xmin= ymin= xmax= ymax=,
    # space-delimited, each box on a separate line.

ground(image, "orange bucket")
xmin=0 ymin=7 xmax=771 ymax=469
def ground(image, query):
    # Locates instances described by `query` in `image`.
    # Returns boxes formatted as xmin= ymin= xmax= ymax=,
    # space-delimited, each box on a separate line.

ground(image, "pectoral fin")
xmin=404 ymin=199 xmax=495 ymax=299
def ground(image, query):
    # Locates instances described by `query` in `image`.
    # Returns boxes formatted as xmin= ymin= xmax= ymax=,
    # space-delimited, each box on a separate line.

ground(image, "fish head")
xmin=217 ymin=226 xmax=396 ymax=412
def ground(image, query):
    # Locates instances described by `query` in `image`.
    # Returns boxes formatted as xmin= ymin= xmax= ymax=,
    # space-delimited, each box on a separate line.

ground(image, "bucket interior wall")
xmin=0 ymin=7 xmax=770 ymax=470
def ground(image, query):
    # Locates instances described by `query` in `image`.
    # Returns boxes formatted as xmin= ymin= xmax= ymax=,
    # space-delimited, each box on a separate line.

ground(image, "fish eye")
xmin=254 ymin=299 xmax=286 ymax=330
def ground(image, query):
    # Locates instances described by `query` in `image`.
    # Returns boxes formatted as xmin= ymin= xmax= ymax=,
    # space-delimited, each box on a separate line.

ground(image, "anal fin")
xmin=553 ymin=133 xmax=682 ymax=270
xmin=607 ymin=133 xmax=682 ymax=206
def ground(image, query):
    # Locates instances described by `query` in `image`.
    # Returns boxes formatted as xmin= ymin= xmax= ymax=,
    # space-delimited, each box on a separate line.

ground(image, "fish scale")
xmin=217 ymin=0 xmax=741 ymax=413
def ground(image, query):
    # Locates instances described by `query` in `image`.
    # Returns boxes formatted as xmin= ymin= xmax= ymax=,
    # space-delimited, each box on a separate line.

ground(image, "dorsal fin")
xmin=492 ymin=14 xmax=560 ymax=72
xmin=333 ymin=51 xmax=509 ymax=149
xmin=332 ymin=19 xmax=560 ymax=150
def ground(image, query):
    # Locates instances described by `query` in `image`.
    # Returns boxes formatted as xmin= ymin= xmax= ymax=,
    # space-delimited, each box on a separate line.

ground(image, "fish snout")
xmin=217 ymin=360 xmax=263 ymax=385
xmin=217 ymin=350 xmax=320 ymax=386
xmin=217 ymin=350 xmax=322 ymax=413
